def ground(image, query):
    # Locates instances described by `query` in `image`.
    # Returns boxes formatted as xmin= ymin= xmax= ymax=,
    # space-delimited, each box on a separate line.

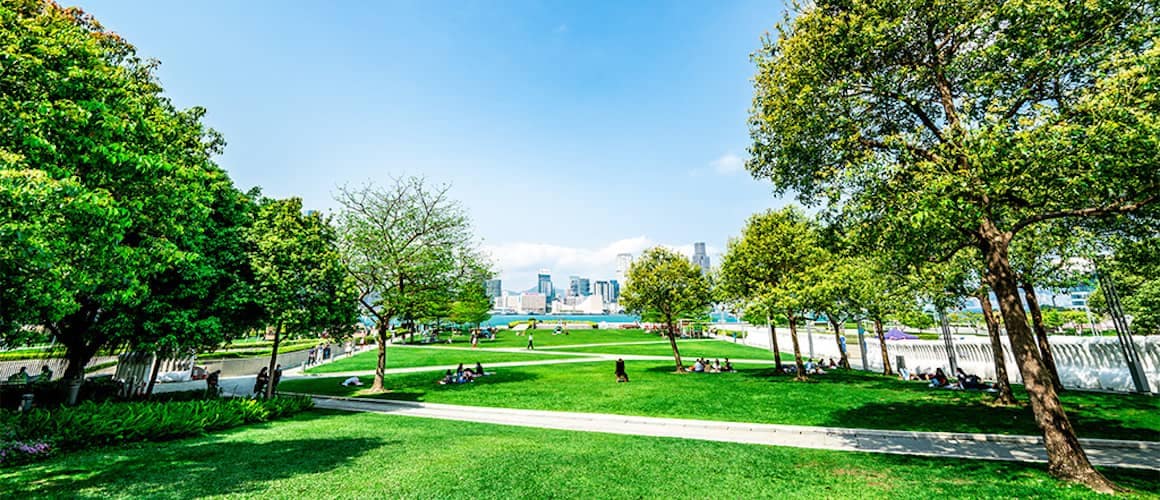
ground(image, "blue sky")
xmin=78 ymin=0 xmax=791 ymax=290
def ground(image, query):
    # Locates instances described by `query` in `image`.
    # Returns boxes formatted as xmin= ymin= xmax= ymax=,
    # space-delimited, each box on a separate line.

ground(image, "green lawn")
xmin=3 ymin=410 xmax=1154 ymax=498
xmin=279 ymin=361 xmax=1160 ymax=442
xmin=406 ymin=328 xmax=662 ymax=349
xmin=546 ymin=339 xmax=783 ymax=360
xmin=305 ymin=347 xmax=584 ymax=374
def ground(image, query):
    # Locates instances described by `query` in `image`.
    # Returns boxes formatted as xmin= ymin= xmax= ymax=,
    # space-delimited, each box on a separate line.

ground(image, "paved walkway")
xmin=307 ymin=395 xmax=1160 ymax=471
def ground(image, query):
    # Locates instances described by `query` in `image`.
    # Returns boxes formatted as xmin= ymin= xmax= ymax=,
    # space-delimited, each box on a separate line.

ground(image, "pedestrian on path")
xmin=253 ymin=367 xmax=269 ymax=396
xmin=527 ymin=333 xmax=535 ymax=350
xmin=272 ymin=364 xmax=283 ymax=393
xmin=615 ymin=358 xmax=629 ymax=383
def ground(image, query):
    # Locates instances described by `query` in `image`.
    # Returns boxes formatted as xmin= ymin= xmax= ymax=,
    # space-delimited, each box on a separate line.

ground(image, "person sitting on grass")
xmin=692 ymin=359 xmax=705 ymax=373
xmin=929 ymin=368 xmax=950 ymax=388
xmin=342 ymin=376 xmax=364 ymax=387
xmin=711 ymin=359 xmax=722 ymax=373
xmin=723 ymin=358 xmax=734 ymax=372
xmin=438 ymin=370 xmax=455 ymax=385
xmin=475 ymin=362 xmax=485 ymax=377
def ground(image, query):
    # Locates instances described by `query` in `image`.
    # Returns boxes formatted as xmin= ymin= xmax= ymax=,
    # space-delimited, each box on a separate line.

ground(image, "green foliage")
xmin=0 ymin=2 xmax=264 ymax=379
xmin=1126 ymin=279 xmax=1160 ymax=335
xmin=448 ymin=281 xmax=492 ymax=327
xmin=890 ymin=309 xmax=936 ymax=330
xmin=718 ymin=207 xmax=822 ymax=320
xmin=0 ymin=395 xmax=313 ymax=466
xmin=251 ymin=197 xmax=357 ymax=339
xmin=619 ymin=247 xmax=713 ymax=329
xmin=335 ymin=178 xmax=492 ymax=331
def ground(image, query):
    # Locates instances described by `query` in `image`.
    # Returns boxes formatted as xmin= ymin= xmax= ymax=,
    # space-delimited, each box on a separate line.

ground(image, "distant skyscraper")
xmin=484 ymin=279 xmax=502 ymax=299
xmin=615 ymin=253 xmax=633 ymax=283
xmin=537 ymin=270 xmax=554 ymax=302
xmin=568 ymin=276 xmax=592 ymax=297
xmin=595 ymin=280 xmax=612 ymax=304
xmin=692 ymin=242 xmax=710 ymax=275
xmin=609 ymin=279 xmax=620 ymax=302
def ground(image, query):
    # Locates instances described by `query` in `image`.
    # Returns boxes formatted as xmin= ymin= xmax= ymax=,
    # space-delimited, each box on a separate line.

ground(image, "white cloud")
xmin=710 ymin=153 xmax=745 ymax=175
xmin=484 ymin=237 xmax=719 ymax=292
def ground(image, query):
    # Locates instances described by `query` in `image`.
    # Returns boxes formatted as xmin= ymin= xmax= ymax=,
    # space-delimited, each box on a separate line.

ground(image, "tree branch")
xmin=1010 ymin=193 xmax=1160 ymax=235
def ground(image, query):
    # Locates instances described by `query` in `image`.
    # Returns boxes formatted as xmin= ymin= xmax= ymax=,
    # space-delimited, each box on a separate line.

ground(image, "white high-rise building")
xmin=615 ymin=253 xmax=633 ymax=283
xmin=692 ymin=242 xmax=710 ymax=275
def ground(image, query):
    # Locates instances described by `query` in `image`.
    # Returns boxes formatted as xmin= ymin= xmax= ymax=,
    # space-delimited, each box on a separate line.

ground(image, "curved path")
xmin=305 ymin=394 xmax=1160 ymax=471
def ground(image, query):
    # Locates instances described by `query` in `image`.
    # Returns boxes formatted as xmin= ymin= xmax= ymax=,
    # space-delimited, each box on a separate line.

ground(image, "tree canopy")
xmin=620 ymin=246 xmax=712 ymax=372
xmin=748 ymin=0 xmax=1157 ymax=490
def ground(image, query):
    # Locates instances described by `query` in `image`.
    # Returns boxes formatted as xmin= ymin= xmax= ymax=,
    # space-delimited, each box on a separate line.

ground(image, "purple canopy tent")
xmin=883 ymin=327 xmax=918 ymax=340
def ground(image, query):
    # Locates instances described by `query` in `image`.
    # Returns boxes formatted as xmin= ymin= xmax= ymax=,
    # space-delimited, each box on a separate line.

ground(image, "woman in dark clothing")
xmin=254 ymin=367 xmax=269 ymax=395
xmin=615 ymin=358 xmax=629 ymax=383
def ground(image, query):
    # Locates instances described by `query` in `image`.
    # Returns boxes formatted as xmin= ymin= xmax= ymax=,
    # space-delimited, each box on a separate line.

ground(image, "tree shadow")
xmin=9 ymin=435 xmax=389 ymax=497
xmin=821 ymin=399 xmax=1159 ymax=441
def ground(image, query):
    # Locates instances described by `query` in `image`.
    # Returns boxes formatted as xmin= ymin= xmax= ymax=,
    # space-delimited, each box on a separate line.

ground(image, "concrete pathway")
xmin=306 ymin=395 xmax=1160 ymax=471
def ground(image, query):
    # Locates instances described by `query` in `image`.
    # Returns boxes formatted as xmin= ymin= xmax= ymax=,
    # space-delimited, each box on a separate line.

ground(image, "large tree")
xmin=335 ymin=178 xmax=490 ymax=391
xmin=0 ymin=2 xmax=252 ymax=392
xmin=719 ymin=208 xmax=822 ymax=380
xmin=620 ymin=247 xmax=713 ymax=372
xmin=250 ymin=197 xmax=356 ymax=398
xmin=748 ymin=1 xmax=1157 ymax=489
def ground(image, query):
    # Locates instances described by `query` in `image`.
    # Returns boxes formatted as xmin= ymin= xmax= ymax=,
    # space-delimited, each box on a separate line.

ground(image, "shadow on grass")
xmin=8 ymin=436 xmax=389 ymax=497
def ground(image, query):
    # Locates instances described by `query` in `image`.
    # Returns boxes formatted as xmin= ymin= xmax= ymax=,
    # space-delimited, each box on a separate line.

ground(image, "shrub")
xmin=1 ymin=395 xmax=314 ymax=467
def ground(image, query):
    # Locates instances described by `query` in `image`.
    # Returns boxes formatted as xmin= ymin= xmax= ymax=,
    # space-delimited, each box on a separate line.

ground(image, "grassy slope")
xmin=2 ymin=410 xmax=1154 ymax=498
xmin=279 ymin=362 xmax=1160 ymax=442
xmin=305 ymin=347 xmax=583 ymax=374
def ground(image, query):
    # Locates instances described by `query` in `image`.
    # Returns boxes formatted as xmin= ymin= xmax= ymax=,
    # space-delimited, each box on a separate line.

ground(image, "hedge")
xmin=0 ymin=395 xmax=313 ymax=467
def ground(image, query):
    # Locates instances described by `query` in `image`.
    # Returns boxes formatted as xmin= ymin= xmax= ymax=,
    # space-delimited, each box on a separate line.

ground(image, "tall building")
xmin=609 ymin=279 xmax=620 ymax=302
xmin=692 ymin=242 xmax=710 ymax=275
xmin=484 ymin=279 xmax=502 ymax=299
xmin=569 ymin=276 xmax=591 ymax=297
xmin=615 ymin=253 xmax=633 ymax=283
xmin=537 ymin=270 xmax=554 ymax=302
xmin=594 ymin=280 xmax=612 ymax=304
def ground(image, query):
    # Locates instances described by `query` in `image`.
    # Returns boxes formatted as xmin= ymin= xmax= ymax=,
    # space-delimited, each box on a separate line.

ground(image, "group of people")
xmin=782 ymin=358 xmax=839 ymax=375
xmin=253 ymin=365 xmax=283 ymax=395
xmin=904 ymin=367 xmax=996 ymax=391
xmin=691 ymin=358 xmax=734 ymax=373
xmin=306 ymin=345 xmax=333 ymax=366
xmin=4 ymin=365 xmax=52 ymax=385
xmin=439 ymin=362 xmax=488 ymax=385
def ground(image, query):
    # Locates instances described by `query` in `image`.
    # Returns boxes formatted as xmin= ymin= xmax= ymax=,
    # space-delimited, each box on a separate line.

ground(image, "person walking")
xmin=615 ymin=358 xmax=629 ymax=383
xmin=253 ymin=367 xmax=269 ymax=396
xmin=272 ymin=364 xmax=283 ymax=393
xmin=527 ymin=332 xmax=535 ymax=350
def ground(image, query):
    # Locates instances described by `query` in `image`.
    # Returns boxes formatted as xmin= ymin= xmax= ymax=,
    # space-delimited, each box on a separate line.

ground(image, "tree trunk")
xmin=145 ymin=353 xmax=163 ymax=397
xmin=978 ymin=288 xmax=1016 ymax=405
xmin=981 ymin=227 xmax=1115 ymax=492
xmin=1022 ymin=280 xmax=1064 ymax=393
xmin=874 ymin=318 xmax=892 ymax=376
xmin=829 ymin=317 xmax=850 ymax=368
xmin=372 ymin=324 xmax=388 ymax=391
xmin=666 ymin=316 xmax=684 ymax=372
xmin=787 ymin=311 xmax=806 ymax=380
xmin=265 ymin=321 xmax=282 ymax=399
xmin=766 ymin=316 xmax=784 ymax=373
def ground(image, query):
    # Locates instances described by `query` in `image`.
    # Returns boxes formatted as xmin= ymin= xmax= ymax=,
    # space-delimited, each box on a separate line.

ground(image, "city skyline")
xmin=489 ymin=240 xmax=721 ymax=292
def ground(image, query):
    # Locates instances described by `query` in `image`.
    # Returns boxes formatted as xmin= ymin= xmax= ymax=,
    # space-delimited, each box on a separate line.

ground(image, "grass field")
xmin=406 ymin=328 xmax=662 ymax=349
xmin=279 ymin=361 xmax=1160 ymax=442
xmin=305 ymin=347 xmax=581 ymax=374
xmin=3 ymin=410 xmax=1154 ymax=498
xmin=545 ymin=339 xmax=781 ymax=360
